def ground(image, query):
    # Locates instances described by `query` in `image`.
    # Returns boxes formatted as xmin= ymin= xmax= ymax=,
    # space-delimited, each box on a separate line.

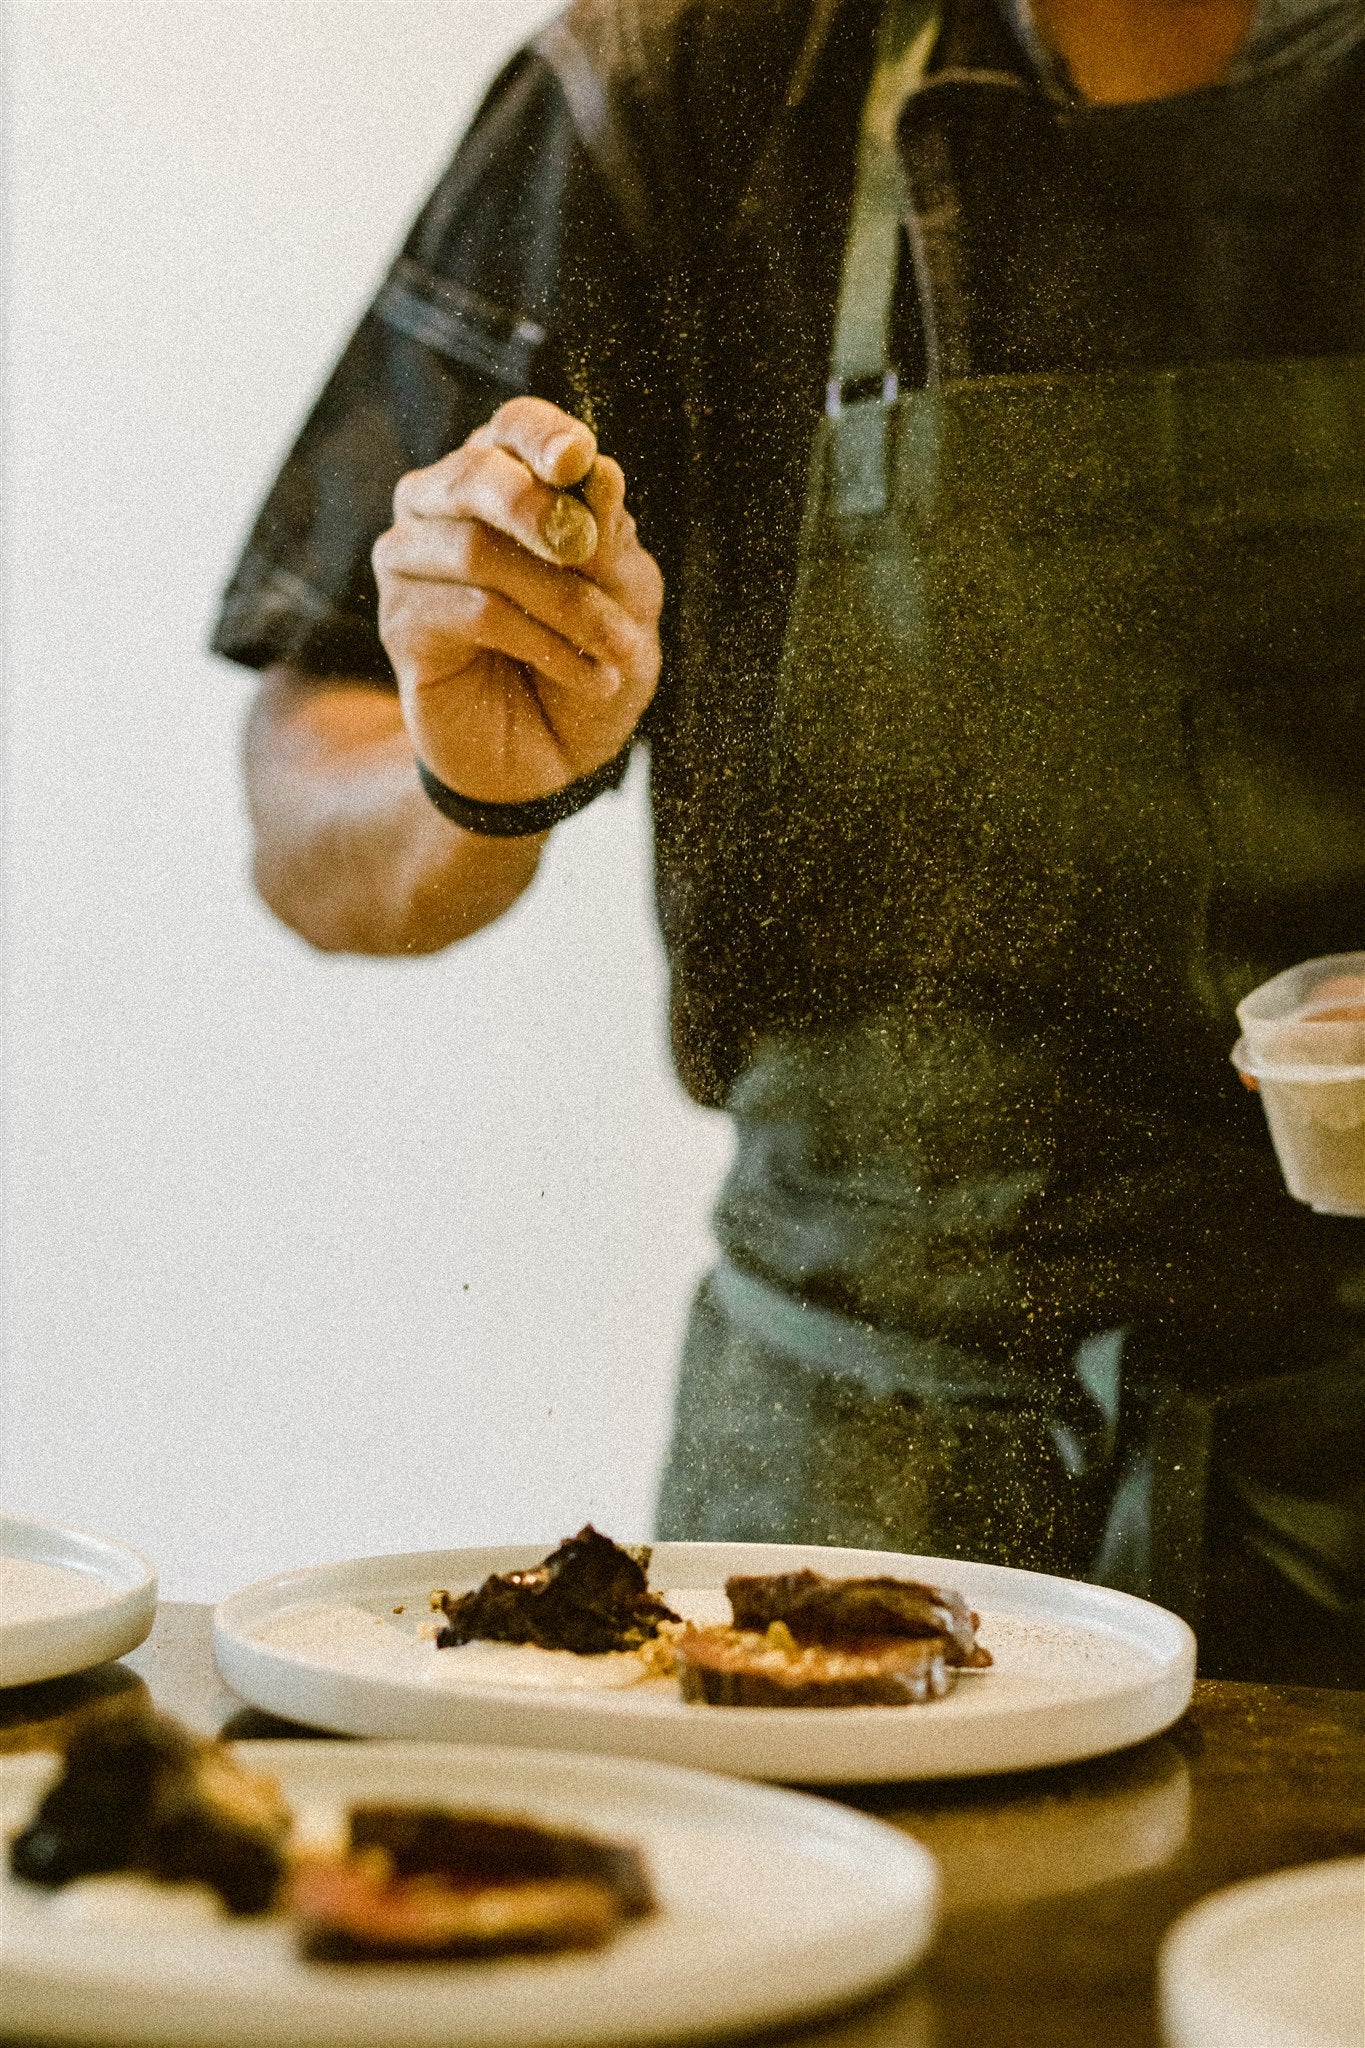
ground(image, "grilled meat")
xmin=290 ymin=1804 xmax=654 ymax=1962
xmin=725 ymin=1570 xmax=992 ymax=1668
xmin=675 ymin=1622 xmax=954 ymax=1707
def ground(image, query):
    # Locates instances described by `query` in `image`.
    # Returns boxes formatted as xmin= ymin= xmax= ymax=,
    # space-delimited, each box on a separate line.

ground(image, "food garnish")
xmin=7 ymin=1708 xmax=655 ymax=1965
xmin=9 ymin=1707 xmax=289 ymax=1913
xmin=289 ymin=1804 xmax=654 ymax=1962
xmin=434 ymin=1526 xmax=679 ymax=1655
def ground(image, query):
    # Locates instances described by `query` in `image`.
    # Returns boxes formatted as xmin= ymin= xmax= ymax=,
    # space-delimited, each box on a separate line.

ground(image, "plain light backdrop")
xmin=1 ymin=0 xmax=732 ymax=1599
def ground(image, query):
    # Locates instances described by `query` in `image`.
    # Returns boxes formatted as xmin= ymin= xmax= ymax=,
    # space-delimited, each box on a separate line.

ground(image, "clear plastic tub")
xmin=1232 ymin=952 xmax=1365 ymax=1217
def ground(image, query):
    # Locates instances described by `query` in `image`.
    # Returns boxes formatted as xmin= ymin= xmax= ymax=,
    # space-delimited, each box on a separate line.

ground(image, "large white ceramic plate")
xmin=1160 ymin=1858 xmax=1365 ymax=2048
xmin=214 ymin=1541 xmax=1195 ymax=1782
xmin=0 ymin=1513 xmax=156 ymax=1688
xmin=0 ymin=1738 xmax=939 ymax=2047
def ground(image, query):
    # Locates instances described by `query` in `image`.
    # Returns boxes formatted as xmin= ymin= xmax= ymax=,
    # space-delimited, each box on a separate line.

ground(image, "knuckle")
xmin=463 ymin=440 xmax=500 ymax=491
xmin=440 ymin=440 xmax=475 ymax=484
xmin=509 ymin=469 xmax=549 ymax=531
xmin=458 ymin=585 xmax=496 ymax=634
xmin=621 ymin=622 xmax=656 ymax=681
xmin=376 ymin=572 xmax=411 ymax=628
xmin=392 ymin=467 xmax=422 ymax=516
xmin=494 ymin=393 xmax=551 ymax=440
xmin=447 ymin=519 xmax=483 ymax=579
xmin=558 ymin=573 xmax=598 ymax=630
xmin=409 ymin=616 xmax=455 ymax=670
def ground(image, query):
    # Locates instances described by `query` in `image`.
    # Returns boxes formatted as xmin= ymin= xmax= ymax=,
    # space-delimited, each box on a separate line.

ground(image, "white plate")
xmin=1160 ymin=1858 xmax=1365 ymax=2048
xmin=0 ymin=1513 xmax=156 ymax=1688
xmin=214 ymin=1541 xmax=1195 ymax=1783
xmin=0 ymin=1739 xmax=939 ymax=2047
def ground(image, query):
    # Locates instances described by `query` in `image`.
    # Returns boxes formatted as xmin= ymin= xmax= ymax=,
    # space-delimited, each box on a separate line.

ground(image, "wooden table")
xmin=3 ymin=1603 xmax=1363 ymax=2047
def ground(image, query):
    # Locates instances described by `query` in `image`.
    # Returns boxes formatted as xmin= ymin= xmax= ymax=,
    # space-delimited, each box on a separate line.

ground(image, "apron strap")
xmin=826 ymin=0 xmax=939 ymax=514
xmin=829 ymin=0 xmax=940 ymax=399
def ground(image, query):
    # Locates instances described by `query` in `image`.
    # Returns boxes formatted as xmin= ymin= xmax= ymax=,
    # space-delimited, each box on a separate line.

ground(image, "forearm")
xmin=243 ymin=665 xmax=543 ymax=955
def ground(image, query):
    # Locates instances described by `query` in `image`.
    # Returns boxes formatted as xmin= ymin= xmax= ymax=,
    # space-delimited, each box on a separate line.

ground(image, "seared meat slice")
xmin=348 ymin=1805 xmax=654 ymax=1917
xmin=676 ymin=1624 xmax=954 ymax=1707
xmin=436 ymin=1526 xmax=678 ymax=1654
xmin=725 ymin=1570 xmax=992 ymax=1668
xmin=290 ymin=1805 xmax=654 ymax=1962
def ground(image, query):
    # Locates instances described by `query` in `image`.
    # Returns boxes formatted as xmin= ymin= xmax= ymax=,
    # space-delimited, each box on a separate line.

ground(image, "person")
xmin=216 ymin=0 xmax=1365 ymax=1684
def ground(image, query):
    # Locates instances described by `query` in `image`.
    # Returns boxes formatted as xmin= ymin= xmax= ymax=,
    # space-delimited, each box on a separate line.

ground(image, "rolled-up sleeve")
xmin=211 ymin=47 xmax=672 ymax=684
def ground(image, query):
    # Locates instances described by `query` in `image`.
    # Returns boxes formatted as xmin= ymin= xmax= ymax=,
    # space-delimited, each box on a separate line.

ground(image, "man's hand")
xmin=372 ymin=397 xmax=664 ymax=804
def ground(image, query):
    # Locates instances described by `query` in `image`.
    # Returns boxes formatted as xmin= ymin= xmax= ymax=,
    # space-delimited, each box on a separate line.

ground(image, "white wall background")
xmin=1 ymin=0 xmax=732 ymax=1599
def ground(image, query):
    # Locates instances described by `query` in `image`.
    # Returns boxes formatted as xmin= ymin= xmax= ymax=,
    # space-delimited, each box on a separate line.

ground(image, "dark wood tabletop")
xmin=3 ymin=1603 xmax=1362 ymax=2048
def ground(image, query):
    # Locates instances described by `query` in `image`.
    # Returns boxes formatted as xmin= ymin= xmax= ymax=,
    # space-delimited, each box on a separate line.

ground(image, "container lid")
xmin=1232 ymin=1034 xmax=1365 ymax=1087
xmin=1236 ymin=952 xmax=1365 ymax=1031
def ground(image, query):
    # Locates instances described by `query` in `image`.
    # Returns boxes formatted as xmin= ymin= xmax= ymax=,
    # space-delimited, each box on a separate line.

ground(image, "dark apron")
xmin=656 ymin=0 xmax=1365 ymax=1683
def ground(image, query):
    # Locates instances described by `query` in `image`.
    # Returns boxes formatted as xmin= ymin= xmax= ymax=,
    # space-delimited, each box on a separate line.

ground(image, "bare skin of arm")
xmin=1033 ymin=0 xmax=1256 ymax=101
xmin=243 ymin=399 xmax=664 ymax=955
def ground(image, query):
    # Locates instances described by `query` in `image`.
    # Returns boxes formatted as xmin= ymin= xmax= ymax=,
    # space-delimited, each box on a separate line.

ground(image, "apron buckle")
xmin=825 ymin=370 xmax=900 ymax=417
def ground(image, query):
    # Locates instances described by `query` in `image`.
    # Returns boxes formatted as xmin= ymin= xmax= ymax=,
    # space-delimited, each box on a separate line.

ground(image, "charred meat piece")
xmin=725 ymin=1570 xmax=992 ymax=1668
xmin=8 ymin=1707 xmax=289 ymax=1914
xmin=348 ymin=1805 xmax=654 ymax=1916
xmin=291 ymin=1805 xmax=654 ymax=1962
xmin=436 ymin=1526 xmax=678 ymax=1655
xmin=676 ymin=1624 xmax=954 ymax=1707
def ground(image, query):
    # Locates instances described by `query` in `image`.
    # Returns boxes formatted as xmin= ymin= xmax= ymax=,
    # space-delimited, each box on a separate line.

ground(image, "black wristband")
xmin=416 ymin=739 xmax=634 ymax=838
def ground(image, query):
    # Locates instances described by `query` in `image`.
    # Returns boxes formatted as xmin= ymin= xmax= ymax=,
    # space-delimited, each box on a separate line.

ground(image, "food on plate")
xmin=288 ymin=1803 xmax=655 ymax=1961
xmin=8 ymin=1706 xmax=289 ymax=1913
xmin=428 ymin=1537 xmax=991 ymax=1708
xmin=676 ymin=1621 xmax=954 ymax=1706
xmin=726 ymin=1569 xmax=994 ymax=1668
xmin=673 ymin=1569 xmax=991 ymax=1708
xmin=7 ymin=1708 xmax=655 ymax=1965
xmin=434 ymin=1525 xmax=679 ymax=1654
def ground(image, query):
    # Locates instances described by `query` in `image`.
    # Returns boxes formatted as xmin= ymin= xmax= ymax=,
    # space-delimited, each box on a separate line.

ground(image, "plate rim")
xmin=0 ymin=1736 xmax=940 ymax=2048
xmin=1159 ymin=1855 xmax=1365 ymax=2048
xmin=213 ymin=1540 xmax=1196 ymax=1784
xmin=0 ymin=1511 xmax=158 ymax=1688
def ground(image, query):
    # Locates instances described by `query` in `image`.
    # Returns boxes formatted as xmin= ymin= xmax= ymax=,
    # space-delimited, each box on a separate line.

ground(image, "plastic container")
xmin=1232 ymin=952 xmax=1365 ymax=1217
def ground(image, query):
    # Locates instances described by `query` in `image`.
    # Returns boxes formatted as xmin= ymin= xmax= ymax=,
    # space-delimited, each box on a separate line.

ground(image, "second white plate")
xmin=1160 ymin=1857 xmax=1365 ymax=2048
xmin=214 ymin=1541 xmax=1194 ymax=1782
xmin=0 ymin=1739 xmax=938 ymax=2046
xmin=0 ymin=1513 xmax=156 ymax=1688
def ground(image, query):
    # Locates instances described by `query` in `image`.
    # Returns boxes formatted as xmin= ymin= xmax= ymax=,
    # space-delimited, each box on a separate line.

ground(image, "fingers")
xmin=473 ymin=395 xmax=598 ymax=489
xmin=379 ymin=401 xmax=664 ymax=742
xmin=580 ymin=456 xmax=665 ymax=624
xmin=582 ymin=452 xmax=626 ymax=548
xmin=375 ymin=519 xmax=652 ymax=685
xmin=395 ymin=398 xmax=602 ymax=567
xmin=385 ymin=578 xmax=616 ymax=702
xmin=396 ymin=443 xmax=599 ymax=568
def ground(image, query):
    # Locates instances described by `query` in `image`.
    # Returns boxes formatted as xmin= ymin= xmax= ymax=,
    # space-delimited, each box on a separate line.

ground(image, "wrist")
xmin=415 ymin=738 xmax=635 ymax=838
